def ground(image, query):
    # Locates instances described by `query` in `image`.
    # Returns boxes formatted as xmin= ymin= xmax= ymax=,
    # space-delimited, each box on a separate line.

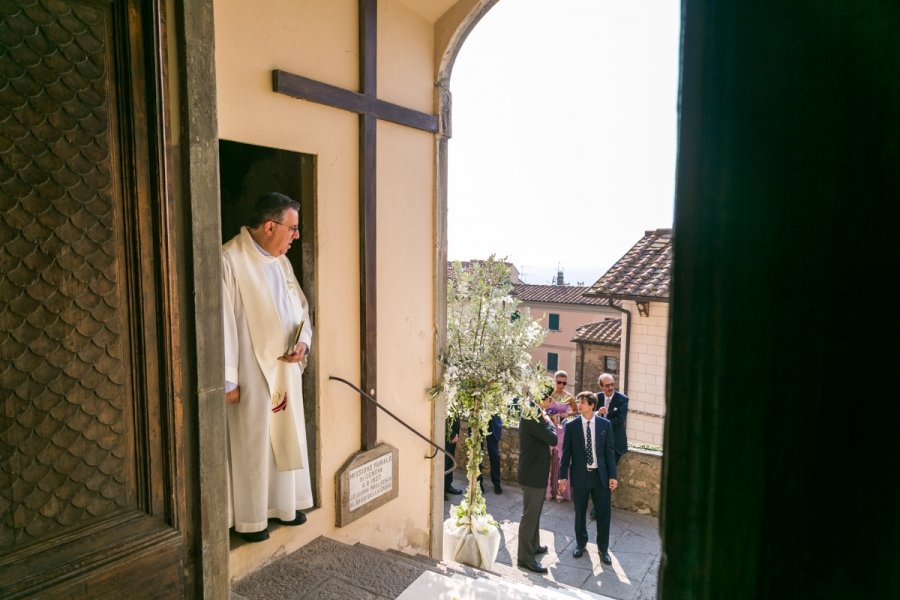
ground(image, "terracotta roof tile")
xmin=572 ymin=319 xmax=622 ymax=344
xmin=512 ymin=284 xmax=614 ymax=306
xmin=586 ymin=228 xmax=672 ymax=301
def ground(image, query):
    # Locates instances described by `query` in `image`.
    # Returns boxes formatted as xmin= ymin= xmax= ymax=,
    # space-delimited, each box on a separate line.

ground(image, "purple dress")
xmin=545 ymin=401 xmax=570 ymax=500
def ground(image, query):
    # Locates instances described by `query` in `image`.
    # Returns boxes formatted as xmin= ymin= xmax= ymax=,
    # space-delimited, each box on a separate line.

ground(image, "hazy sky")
xmin=447 ymin=0 xmax=681 ymax=286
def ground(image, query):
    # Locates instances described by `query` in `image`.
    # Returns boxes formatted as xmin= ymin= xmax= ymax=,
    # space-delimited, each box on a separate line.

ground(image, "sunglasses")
xmin=555 ymin=380 xmax=567 ymax=385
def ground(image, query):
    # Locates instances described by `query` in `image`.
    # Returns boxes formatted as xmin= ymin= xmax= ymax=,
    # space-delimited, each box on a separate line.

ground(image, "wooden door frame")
xmin=168 ymin=1 xmax=230 ymax=598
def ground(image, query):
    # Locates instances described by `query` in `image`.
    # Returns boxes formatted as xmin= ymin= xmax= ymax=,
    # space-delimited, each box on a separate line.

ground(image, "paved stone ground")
xmin=445 ymin=473 xmax=660 ymax=600
xmin=230 ymin=474 xmax=660 ymax=599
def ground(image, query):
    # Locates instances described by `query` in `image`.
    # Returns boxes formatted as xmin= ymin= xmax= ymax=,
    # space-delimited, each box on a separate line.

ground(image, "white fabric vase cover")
xmin=442 ymin=513 xmax=501 ymax=570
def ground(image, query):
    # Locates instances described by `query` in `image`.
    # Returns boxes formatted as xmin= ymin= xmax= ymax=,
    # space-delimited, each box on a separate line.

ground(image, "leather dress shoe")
xmin=535 ymin=545 xmax=548 ymax=555
xmin=517 ymin=560 xmax=548 ymax=574
xmin=572 ymin=546 xmax=586 ymax=558
xmin=601 ymin=551 xmax=612 ymax=565
xmin=239 ymin=529 xmax=270 ymax=543
xmin=445 ymin=485 xmax=462 ymax=495
xmin=279 ymin=510 xmax=307 ymax=526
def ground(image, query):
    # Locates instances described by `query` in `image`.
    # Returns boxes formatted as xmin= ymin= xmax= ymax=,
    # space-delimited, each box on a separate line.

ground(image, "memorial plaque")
xmin=336 ymin=444 xmax=399 ymax=526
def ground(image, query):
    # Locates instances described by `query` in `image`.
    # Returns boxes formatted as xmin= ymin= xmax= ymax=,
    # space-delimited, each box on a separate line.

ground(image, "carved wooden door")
xmin=1 ymin=0 xmax=196 ymax=596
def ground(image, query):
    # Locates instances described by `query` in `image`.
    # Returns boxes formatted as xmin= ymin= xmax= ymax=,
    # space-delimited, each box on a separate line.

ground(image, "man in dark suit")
xmin=516 ymin=399 xmax=558 ymax=574
xmin=596 ymin=373 xmax=628 ymax=463
xmin=590 ymin=372 xmax=628 ymax=520
xmin=478 ymin=414 xmax=503 ymax=494
xmin=558 ymin=391 xmax=618 ymax=565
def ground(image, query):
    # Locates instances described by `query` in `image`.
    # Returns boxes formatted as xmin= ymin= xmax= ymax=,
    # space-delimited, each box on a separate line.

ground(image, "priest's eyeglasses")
xmin=272 ymin=221 xmax=300 ymax=234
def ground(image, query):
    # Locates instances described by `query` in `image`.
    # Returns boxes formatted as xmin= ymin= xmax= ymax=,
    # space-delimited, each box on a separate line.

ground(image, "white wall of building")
xmin=621 ymin=300 xmax=668 ymax=447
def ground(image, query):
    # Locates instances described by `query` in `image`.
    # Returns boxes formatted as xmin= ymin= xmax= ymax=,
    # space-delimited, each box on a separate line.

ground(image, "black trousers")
xmin=573 ymin=470 xmax=612 ymax=552
xmin=479 ymin=434 xmax=501 ymax=486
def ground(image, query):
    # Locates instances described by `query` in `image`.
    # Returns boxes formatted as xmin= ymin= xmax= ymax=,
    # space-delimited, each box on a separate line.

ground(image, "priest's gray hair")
xmin=247 ymin=192 xmax=301 ymax=228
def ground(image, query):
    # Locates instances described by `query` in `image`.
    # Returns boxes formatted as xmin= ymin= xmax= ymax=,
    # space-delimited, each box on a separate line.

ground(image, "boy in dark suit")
xmin=558 ymin=391 xmax=618 ymax=565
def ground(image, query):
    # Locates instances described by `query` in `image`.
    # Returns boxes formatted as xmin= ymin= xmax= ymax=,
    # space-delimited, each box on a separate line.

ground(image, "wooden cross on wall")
xmin=273 ymin=0 xmax=438 ymax=451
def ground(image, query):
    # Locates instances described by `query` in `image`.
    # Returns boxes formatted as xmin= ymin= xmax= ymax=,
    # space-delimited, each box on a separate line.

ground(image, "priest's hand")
xmin=225 ymin=386 xmax=240 ymax=404
xmin=279 ymin=342 xmax=308 ymax=363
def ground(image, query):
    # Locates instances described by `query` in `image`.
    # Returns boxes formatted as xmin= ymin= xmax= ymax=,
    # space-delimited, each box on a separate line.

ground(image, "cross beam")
xmin=272 ymin=0 xmax=437 ymax=451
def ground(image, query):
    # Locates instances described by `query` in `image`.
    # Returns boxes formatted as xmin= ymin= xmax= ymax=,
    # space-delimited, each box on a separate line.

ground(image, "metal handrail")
xmin=328 ymin=375 xmax=456 ymax=475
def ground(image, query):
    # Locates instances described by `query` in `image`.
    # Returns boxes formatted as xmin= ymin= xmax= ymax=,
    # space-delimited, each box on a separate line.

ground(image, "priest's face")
xmin=266 ymin=208 xmax=300 ymax=256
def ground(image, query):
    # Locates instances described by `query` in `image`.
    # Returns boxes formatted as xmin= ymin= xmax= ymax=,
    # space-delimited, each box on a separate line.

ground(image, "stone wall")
xmin=574 ymin=342 xmax=621 ymax=393
xmin=611 ymin=448 xmax=661 ymax=516
xmin=452 ymin=422 xmax=660 ymax=516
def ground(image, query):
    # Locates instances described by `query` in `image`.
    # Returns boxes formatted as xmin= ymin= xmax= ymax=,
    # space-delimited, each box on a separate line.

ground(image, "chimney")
xmin=556 ymin=268 xmax=564 ymax=286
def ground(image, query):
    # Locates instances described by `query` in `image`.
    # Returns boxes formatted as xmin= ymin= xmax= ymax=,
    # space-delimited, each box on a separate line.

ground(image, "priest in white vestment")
xmin=222 ymin=192 xmax=313 ymax=543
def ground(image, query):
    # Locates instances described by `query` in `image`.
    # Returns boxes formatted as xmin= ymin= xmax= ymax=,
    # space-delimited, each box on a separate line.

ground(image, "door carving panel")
xmin=1 ymin=0 xmax=192 ymax=596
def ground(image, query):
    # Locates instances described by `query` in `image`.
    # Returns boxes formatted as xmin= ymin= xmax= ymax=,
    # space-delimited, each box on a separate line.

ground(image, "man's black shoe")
xmin=493 ymin=483 xmax=503 ymax=494
xmin=572 ymin=546 xmax=585 ymax=558
xmin=278 ymin=510 xmax=307 ymax=526
xmin=517 ymin=560 xmax=548 ymax=574
xmin=239 ymin=529 xmax=270 ymax=543
xmin=601 ymin=551 xmax=612 ymax=565
xmin=445 ymin=485 xmax=462 ymax=495
xmin=535 ymin=545 xmax=548 ymax=555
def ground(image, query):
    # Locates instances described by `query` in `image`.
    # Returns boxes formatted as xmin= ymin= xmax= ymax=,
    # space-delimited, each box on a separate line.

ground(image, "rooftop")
xmin=585 ymin=228 xmax=672 ymax=302
xmin=571 ymin=319 xmax=622 ymax=345
xmin=513 ymin=284 xmax=616 ymax=307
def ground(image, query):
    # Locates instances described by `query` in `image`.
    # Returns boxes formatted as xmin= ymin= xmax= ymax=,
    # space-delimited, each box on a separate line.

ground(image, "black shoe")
xmin=240 ymin=529 xmax=270 ymax=543
xmin=279 ymin=510 xmax=307 ymax=526
xmin=572 ymin=546 xmax=585 ymax=558
xmin=445 ymin=485 xmax=462 ymax=495
xmin=517 ymin=560 xmax=548 ymax=574
xmin=601 ymin=551 xmax=612 ymax=565
xmin=535 ymin=545 xmax=548 ymax=555
xmin=493 ymin=483 xmax=503 ymax=494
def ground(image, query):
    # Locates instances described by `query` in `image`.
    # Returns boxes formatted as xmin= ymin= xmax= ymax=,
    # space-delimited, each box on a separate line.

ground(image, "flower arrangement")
xmin=430 ymin=256 xmax=547 ymax=530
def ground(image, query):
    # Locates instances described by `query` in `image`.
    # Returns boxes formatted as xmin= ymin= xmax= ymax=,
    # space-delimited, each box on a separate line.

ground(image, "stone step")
xmin=232 ymin=535 xmax=611 ymax=599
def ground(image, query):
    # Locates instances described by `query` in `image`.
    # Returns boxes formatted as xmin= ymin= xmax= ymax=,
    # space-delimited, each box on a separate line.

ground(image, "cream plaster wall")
xmin=622 ymin=300 xmax=669 ymax=447
xmin=214 ymin=0 xmax=440 ymax=579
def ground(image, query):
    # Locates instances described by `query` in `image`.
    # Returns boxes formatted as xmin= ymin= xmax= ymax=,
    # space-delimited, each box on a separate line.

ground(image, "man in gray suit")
xmin=516 ymin=397 xmax=558 ymax=574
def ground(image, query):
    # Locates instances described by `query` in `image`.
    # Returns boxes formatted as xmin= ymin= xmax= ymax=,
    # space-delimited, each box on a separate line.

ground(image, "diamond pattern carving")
xmin=1 ymin=0 xmax=130 ymax=549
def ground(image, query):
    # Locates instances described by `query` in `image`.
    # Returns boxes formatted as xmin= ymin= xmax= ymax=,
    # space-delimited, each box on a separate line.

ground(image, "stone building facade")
xmin=572 ymin=318 xmax=622 ymax=393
